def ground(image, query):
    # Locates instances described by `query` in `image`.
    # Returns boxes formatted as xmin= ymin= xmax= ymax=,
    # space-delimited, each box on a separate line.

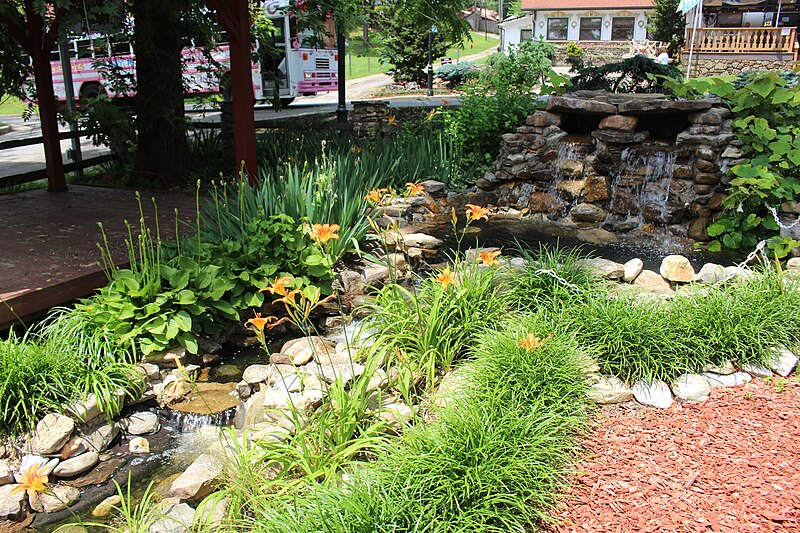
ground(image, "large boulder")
xmin=53 ymin=451 xmax=99 ymax=478
xmin=671 ymin=374 xmax=711 ymax=403
xmin=0 ymin=484 xmax=26 ymax=520
xmin=576 ymin=258 xmax=624 ymax=279
xmin=119 ymin=411 xmax=160 ymax=436
xmin=622 ymin=258 xmax=643 ymax=282
xmin=659 ymin=255 xmax=695 ymax=283
xmin=632 ymin=270 xmax=673 ymax=295
xmin=149 ymin=502 xmax=196 ymax=533
xmin=30 ymin=413 xmax=75 ymax=455
xmin=632 ymin=379 xmax=673 ymax=408
xmin=30 ymin=485 xmax=80 ymax=513
xmin=768 ymin=348 xmax=798 ymax=377
xmin=281 ymin=336 xmax=336 ymax=366
xmin=587 ymin=376 xmax=633 ymax=404
xmin=170 ymin=454 xmax=223 ymax=501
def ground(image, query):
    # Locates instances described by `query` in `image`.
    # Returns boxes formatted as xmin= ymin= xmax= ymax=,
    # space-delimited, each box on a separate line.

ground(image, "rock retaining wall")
xmin=476 ymin=91 xmax=759 ymax=241
xmin=552 ymin=42 xmax=632 ymax=67
xmin=681 ymin=55 xmax=793 ymax=77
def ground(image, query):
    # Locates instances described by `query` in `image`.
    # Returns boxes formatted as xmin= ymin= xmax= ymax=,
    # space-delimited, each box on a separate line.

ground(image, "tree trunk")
xmin=131 ymin=0 xmax=189 ymax=185
xmin=24 ymin=4 xmax=65 ymax=192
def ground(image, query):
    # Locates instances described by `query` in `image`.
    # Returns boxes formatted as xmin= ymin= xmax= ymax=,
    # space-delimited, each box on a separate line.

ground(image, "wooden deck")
xmin=686 ymin=26 xmax=798 ymax=59
xmin=0 ymin=185 xmax=197 ymax=329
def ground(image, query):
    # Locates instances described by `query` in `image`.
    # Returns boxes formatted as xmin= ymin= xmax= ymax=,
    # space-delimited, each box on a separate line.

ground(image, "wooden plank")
xmin=0 ymin=129 xmax=93 ymax=150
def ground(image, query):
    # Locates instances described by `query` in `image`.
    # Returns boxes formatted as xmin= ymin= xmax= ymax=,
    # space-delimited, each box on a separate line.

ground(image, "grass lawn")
xmin=345 ymin=31 xmax=500 ymax=80
xmin=0 ymin=96 xmax=26 ymax=117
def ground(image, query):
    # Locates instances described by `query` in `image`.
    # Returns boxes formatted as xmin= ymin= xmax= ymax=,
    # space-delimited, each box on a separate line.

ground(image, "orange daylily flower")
xmin=244 ymin=313 xmax=284 ymax=333
xmin=465 ymin=204 xmax=489 ymax=223
xmin=386 ymin=115 xmax=398 ymax=126
xmin=11 ymin=463 xmax=49 ymax=497
xmin=441 ymin=98 xmax=452 ymax=106
xmin=261 ymin=275 xmax=294 ymax=296
xmin=308 ymin=223 xmax=340 ymax=245
xmin=519 ymin=332 xmax=554 ymax=350
xmin=426 ymin=108 xmax=437 ymax=122
xmin=406 ymin=182 xmax=425 ymax=196
xmin=352 ymin=145 xmax=363 ymax=154
xmin=478 ymin=250 xmax=502 ymax=266
xmin=434 ymin=267 xmax=457 ymax=289
xmin=365 ymin=188 xmax=389 ymax=205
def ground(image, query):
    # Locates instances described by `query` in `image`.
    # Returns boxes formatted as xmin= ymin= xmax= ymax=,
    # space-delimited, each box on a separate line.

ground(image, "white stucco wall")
xmin=499 ymin=15 xmax=535 ymax=51
xmin=532 ymin=10 xmax=650 ymax=41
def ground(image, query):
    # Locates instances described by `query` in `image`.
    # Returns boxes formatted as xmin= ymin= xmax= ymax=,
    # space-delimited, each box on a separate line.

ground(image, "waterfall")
xmin=605 ymin=147 xmax=677 ymax=228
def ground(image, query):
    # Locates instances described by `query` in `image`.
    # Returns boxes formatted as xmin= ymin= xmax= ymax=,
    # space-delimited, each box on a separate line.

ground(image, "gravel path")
xmin=549 ymin=378 xmax=800 ymax=532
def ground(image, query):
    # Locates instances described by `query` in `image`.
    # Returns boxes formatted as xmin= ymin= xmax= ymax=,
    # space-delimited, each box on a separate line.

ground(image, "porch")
xmin=685 ymin=26 xmax=798 ymax=61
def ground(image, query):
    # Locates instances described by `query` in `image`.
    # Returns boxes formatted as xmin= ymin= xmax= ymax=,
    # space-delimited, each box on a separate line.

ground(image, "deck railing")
xmin=686 ymin=27 xmax=797 ymax=57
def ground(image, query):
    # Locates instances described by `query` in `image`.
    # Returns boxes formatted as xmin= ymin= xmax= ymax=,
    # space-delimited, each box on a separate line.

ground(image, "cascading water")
xmin=604 ymin=147 xmax=678 ymax=229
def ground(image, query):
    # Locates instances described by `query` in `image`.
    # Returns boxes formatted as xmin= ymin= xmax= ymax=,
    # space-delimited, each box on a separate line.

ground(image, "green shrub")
xmin=569 ymin=55 xmax=681 ymax=93
xmin=565 ymin=42 xmax=585 ymax=73
xmin=668 ymin=71 xmax=800 ymax=257
xmin=434 ymin=61 xmax=477 ymax=87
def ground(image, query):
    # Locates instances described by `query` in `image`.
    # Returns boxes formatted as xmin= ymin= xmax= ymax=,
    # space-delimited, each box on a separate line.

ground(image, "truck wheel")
xmin=79 ymin=82 xmax=105 ymax=102
xmin=279 ymin=97 xmax=295 ymax=106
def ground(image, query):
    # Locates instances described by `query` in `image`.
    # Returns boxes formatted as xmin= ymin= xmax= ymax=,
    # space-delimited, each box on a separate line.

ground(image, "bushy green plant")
xmin=367 ymin=261 xmax=508 ymax=390
xmin=569 ymin=55 xmax=681 ymax=93
xmin=443 ymin=40 xmax=566 ymax=174
xmin=647 ymin=0 xmax=686 ymax=55
xmin=668 ymin=71 xmax=800 ymax=257
xmin=230 ymin=314 xmax=590 ymax=532
xmin=434 ymin=61 xmax=477 ymax=87
xmin=565 ymin=41 xmax=585 ymax=73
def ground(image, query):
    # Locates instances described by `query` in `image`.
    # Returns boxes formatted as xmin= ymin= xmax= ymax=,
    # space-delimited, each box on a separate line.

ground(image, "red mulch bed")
xmin=549 ymin=378 xmax=800 ymax=533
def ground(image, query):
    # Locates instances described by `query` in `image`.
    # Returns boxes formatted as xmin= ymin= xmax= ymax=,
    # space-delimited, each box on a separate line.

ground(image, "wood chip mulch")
xmin=549 ymin=378 xmax=800 ymax=533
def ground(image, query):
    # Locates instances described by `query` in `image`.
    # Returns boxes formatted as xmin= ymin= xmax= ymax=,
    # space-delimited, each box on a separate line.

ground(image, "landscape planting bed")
xmin=550 ymin=379 xmax=800 ymax=532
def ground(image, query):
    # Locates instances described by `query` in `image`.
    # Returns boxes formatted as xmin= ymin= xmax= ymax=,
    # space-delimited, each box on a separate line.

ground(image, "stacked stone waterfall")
xmin=477 ymin=92 xmax=750 ymax=242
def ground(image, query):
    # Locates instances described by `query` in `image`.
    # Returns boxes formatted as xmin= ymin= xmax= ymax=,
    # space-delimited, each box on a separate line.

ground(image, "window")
xmin=520 ymin=28 xmax=533 ymax=42
xmin=579 ymin=17 xmax=602 ymax=41
xmin=547 ymin=18 xmax=568 ymax=40
xmin=611 ymin=17 xmax=635 ymax=41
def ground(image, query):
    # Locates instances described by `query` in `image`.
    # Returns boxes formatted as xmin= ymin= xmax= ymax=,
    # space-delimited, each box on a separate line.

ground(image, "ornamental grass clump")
xmin=226 ymin=314 xmax=589 ymax=532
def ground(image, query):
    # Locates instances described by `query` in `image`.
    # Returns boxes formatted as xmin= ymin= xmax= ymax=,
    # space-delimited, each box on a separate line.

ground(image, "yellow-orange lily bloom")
xmin=465 ymin=204 xmax=489 ymax=223
xmin=519 ymin=332 xmax=554 ymax=350
xmin=434 ymin=267 xmax=458 ymax=289
xmin=308 ymin=223 xmax=340 ymax=245
xmin=11 ymin=463 xmax=49 ymax=497
xmin=365 ymin=188 xmax=389 ymax=205
xmin=387 ymin=115 xmax=398 ymax=126
xmin=244 ymin=313 xmax=284 ymax=333
xmin=406 ymin=182 xmax=425 ymax=196
xmin=261 ymin=275 xmax=293 ymax=296
xmin=351 ymin=145 xmax=363 ymax=154
xmin=479 ymin=250 xmax=502 ymax=266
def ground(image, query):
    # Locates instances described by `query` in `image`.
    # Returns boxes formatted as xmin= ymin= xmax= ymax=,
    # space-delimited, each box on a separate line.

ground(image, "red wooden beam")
xmin=207 ymin=0 xmax=257 ymax=183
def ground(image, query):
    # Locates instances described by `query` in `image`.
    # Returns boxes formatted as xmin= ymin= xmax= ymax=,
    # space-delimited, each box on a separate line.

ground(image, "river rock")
xmin=599 ymin=114 xmax=639 ymax=131
xmin=768 ymin=348 xmax=798 ymax=377
xmin=294 ymin=388 xmax=325 ymax=411
xmin=92 ymin=494 xmax=121 ymax=517
xmin=592 ymin=129 xmax=649 ymax=144
xmin=315 ymin=363 xmax=366 ymax=386
xmin=576 ymin=258 xmax=624 ymax=279
xmin=632 ymin=270 xmax=674 ymax=294
xmin=672 ymin=374 xmax=711 ymax=403
xmin=379 ymin=403 xmax=414 ymax=426
xmin=65 ymin=395 xmax=102 ymax=424
xmin=632 ymin=379 xmax=673 ymax=408
xmin=584 ymin=175 xmax=610 ymax=202
xmin=702 ymin=372 xmax=752 ymax=387
xmin=272 ymin=374 xmax=302 ymax=393
xmin=0 ymin=484 xmax=25 ymax=519
xmin=30 ymin=413 xmax=75 ymax=455
xmin=149 ymin=502 xmax=196 ymax=533
xmin=723 ymin=266 xmax=754 ymax=281
xmin=660 ymin=255 xmax=695 ymax=283
xmin=64 ymin=457 xmax=125 ymax=488
xmin=787 ymin=257 xmax=800 ymax=270
xmin=362 ymin=263 xmax=391 ymax=288
xmin=235 ymin=380 xmax=251 ymax=400
xmin=129 ymin=437 xmax=150 ymax=454
xmin=138 ymin=363 xmax=161 ymax=381
xmin=576 ymin=228 xmax=619 ymax=245
xmin=396 ymin=232 xmax=443 ymax=249
xmin=741 ymin=362 xmax=773 ymax=378
xmin=702 ymin=360 xmax=737 ymax=375
xmin=623 ymin=258 xmax=644 ymax=282
xmin=170 ymin=454 xmax=223 ymax=501
xmin=587 ymin=376 xmax=634 ymax=404
xmin=242 ymin=364 xmax=273 ymax=385
xmin=695 ymin=263 xmax=725 ymax=283
xmin=80 ymin=422 xmax=119 ymax=452
xmin=0 ymin=461 xmax=13 ymax=485
xmin=17 ymin=455 xmax=57 ymax=480
xmin=53 ymin=451 xmax=99 ymax=478
xmin=120 ymin=411 xmax=160 ymax=435
xmin=282 ymin=336 xmax=335 ymax=366
xmin=570 ymin=203 xmax=606 ymax=223
xmin=30 ymin=485 xmax=80 ymax=513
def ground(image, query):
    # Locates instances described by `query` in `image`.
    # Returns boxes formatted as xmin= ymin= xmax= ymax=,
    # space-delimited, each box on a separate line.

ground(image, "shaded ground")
xmin=551 ymin=378 xmax=800 ymax=533
xmin=0 ymin=184 xmax=196 ymax=326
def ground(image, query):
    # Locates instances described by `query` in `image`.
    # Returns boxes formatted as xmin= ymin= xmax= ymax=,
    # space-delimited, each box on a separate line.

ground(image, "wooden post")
xmin=207 ymin=0 xmax=257 ymax=184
